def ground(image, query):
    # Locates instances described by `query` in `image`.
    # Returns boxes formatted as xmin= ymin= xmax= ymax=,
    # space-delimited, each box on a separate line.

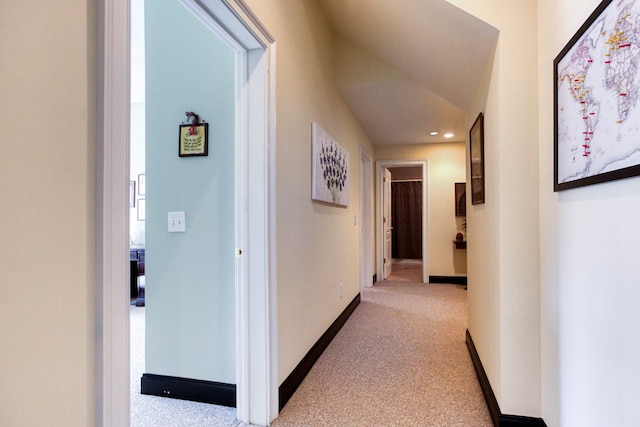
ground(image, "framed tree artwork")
xmin=311 ymin=122 xmax=350 ymax=207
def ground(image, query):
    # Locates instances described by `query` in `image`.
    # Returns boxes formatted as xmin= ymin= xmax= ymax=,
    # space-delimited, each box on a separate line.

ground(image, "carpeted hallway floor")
xmin=131 ymin=262 xmax=491 ymax=426
xmin=272 ymin=266 xmax=492 ymax=426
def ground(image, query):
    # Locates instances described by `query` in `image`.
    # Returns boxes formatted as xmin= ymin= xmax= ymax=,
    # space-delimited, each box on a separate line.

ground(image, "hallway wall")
xmin=144 ymin=0 xmax=236 ymax=383
xmin=244 ymin=0 xmax=376 ymax=384
xmin=453 ymin=0 xmax=640 ymax=425
xmin=0 ymin=2 xmax=96 ymax=425
xmin=450 ymin=0 xmax=541 ymax=418
xmin=538 ymin=0 xmax=640 ymax=425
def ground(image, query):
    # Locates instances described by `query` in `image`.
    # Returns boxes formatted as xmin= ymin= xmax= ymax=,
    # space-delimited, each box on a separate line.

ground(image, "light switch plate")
xmin=168 ymin=211 xmax=186 ymax=232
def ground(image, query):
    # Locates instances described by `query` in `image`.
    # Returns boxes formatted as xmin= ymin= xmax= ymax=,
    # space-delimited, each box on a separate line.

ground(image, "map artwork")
xmin=555 ymin=0 xmax=640 ymax=190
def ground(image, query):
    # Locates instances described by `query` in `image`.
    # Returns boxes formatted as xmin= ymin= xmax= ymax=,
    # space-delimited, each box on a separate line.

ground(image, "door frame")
xmin=382 ymin=167 xmax=393 ymax=279
xmin=95 ymin=1 xmax=277 ymax=425
xmin=359 ymin=147 xmax=373 ymax=289
xmin=375 ymin=160 xmax=429 ymax=283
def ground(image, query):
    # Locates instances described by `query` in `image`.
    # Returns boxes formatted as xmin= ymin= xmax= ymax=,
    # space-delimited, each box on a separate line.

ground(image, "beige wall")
xmin=538 ymin=0 xmax=640 ymax=425
xmin=376 ymin=142 xmax=467 ymax=277
xmin=449 ymin=0 xmax=541 ymax=417
xmin=244 ymin=0 xmax=376 ymax=384
xmin=0 ymin=2 xmax=96 ymax=426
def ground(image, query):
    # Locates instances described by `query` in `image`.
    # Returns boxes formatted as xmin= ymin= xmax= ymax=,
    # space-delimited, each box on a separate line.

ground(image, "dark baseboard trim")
xmin=279 ymin=293 xmax=361 ymax=411
xmin=141 ymin=373 xmax=236 ymax=407
xmin=465 ymin=330 xmax=547 ymax=427
xmin=429 ymin=275 xmax=468 ymax=286
xmin=466 ymin=329 xmax=501 ymax=426
xmin=500 ymin=414 xmax=548 ymax=426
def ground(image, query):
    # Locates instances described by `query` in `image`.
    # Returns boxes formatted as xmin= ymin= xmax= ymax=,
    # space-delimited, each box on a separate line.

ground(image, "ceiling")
xmin=320 ymin=0 xmax=499 ymax=145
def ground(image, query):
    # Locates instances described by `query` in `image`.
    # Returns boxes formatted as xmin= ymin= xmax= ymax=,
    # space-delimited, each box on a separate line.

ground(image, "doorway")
xmin=389 ymin=166 xmax=423 ymax=261
xmin=96 ymin=1 xmax=277 ymax=426
xmin=359 ymin=148 xmax=373 ymax=289
xmin=376 ymin=160 xmax=429 ymax=283
xmin=130 ymin=0 xmax=241 ymax=422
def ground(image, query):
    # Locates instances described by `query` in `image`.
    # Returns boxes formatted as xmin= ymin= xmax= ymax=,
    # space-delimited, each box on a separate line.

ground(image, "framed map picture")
xmin=554 ymin=0 xmax=640 ymax=191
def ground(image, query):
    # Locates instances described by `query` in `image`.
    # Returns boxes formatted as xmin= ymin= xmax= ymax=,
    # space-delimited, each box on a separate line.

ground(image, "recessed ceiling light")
xmin=444 ymin=133 xmax=454 ymax=138
xmin=430 ymin=131 xmax=439 ymax=136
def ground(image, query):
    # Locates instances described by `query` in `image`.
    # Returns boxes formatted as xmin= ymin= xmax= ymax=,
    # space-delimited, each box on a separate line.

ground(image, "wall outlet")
xmin=339 ymin=283 xmax=343 ymax=298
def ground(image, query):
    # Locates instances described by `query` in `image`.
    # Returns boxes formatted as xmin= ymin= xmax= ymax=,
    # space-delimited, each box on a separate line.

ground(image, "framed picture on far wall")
xmin=129 ymin=181 xmax=136 ymax=207
xmin=178 ymin=123 xmax=209 ymax=157
xmin=137 ymin=199 xmax=146 ymax=221
xmin=455 ymin=182 xmax=466 ymax=216
xmin=469 ymin=112 xmax=485 ymax=204
xmin=138 ymin=173 xmax=146 ymax=196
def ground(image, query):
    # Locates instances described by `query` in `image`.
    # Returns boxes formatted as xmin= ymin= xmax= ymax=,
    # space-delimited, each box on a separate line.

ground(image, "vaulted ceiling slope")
xmin=320 ymin=0 xmax=499 ymax=145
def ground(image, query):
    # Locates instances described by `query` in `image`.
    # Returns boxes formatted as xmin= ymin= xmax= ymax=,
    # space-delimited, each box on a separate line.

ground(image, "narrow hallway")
xmin=272 ymin=278 xmax=492 ymax=426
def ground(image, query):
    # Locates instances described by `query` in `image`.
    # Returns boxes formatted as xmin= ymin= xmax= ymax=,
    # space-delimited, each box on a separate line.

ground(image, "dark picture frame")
xmin=554 ymin=0 xmax=640 ymax=191
xmin=455 ymin=182 xmax=466 ymax=217
xmin=178 ymin=123 xmax=208 ymax=157
xmin=469 ymin=113 xmax=485 ymax=205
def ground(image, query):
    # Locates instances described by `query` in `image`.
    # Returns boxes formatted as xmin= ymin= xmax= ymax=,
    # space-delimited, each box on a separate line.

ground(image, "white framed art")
xmin=312 ymin=122 xmax=350 ymax=206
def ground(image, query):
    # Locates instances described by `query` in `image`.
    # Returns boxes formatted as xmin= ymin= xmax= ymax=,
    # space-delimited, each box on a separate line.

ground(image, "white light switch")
xmin=168 ymin=212 xmax=186 ymax=232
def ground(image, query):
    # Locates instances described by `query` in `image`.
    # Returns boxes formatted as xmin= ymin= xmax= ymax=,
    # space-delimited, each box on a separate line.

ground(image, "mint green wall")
xmin=145 ymin=0 xmax=236 ymax=383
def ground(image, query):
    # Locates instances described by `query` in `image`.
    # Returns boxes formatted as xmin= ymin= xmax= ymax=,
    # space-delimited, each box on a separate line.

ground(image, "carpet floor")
xmin=272 ymin=271 xmax=492 ymax=426
xmin=131 ymin=263 xmax=491 ymax=426
xmin=130 ymin=307 xmax=241 ymax=427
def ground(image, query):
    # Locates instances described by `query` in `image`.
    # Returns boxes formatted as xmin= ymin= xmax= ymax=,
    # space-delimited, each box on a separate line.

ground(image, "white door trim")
xmin=375 ymin=160 xmax=429 ymax=283
xmin=96 ymin=1 xmax=277 ymax=425
xmin=96 ymin=1 xmax=131 ymax=425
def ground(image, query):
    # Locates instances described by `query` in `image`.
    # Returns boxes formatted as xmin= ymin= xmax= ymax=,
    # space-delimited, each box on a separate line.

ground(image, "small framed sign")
xmin=179 ymin=122 xmax=208 ymax=157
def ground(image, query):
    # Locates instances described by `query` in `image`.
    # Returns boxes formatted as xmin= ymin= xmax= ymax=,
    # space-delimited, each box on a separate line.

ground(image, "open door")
xmin=383 ymin=167 xmax=392 ymax=279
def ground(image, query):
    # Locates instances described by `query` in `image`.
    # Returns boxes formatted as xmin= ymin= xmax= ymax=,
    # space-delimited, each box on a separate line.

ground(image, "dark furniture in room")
xmin=130 ymin=248 xmax=145 ymax=306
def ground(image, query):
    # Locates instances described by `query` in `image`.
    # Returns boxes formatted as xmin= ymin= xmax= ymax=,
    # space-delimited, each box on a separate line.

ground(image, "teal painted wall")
xmin=145 ymin=0 xmax=236 ymax=383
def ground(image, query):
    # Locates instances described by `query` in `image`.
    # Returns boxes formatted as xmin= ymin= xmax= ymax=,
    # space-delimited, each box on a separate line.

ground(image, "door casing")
xmin=95 ymin=1 xmax=277 ymax=425
xmin=359 ymin=147 xmax=373 ymax=288
xmin=383 ymin=167 xmax=393 ymax=279
xmin=375 ymin=160 xmax=429 ymax=283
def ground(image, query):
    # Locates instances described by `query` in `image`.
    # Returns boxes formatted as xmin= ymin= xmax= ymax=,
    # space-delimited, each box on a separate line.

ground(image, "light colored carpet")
xmin=130 ymin=306 xmax=242 ymax=427
xmin=387 ymin=260 xmax=423 ymax=282
xmin=130 ymin=268 xmax=491 ymax=426
xmin=271 ymin=279 xmax=492 ymax=426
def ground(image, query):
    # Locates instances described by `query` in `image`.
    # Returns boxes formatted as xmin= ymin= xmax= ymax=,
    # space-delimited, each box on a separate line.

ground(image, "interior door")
xmin=383 ymin=167 xmax=392 ymax=279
